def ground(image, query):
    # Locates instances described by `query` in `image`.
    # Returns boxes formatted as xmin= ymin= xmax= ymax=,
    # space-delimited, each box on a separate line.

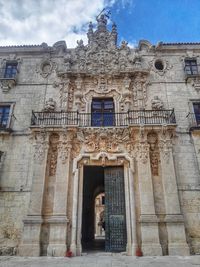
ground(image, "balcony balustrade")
xmin=31 ymin=109 xmax=176 ymax=128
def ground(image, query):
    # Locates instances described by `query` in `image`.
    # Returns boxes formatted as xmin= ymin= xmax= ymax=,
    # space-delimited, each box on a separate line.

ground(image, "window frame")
xmin=4 ymin=62 xmax=18 ymax=79
xmin=91 ymin=98 xmax=115 ymax=127
xmin=0 ymin=102 xmax=15 ymax=130
xmin=184 ymin=58 xmax=198 ymax=76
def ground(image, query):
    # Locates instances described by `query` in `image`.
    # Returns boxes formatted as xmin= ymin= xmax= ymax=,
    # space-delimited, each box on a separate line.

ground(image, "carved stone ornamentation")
xmin=121 ymin=75 xmax=132 ymax=111
xmin=132 ymin=72 xmax=149 ymax=109
xmin=0 ymin=55 xmax=21 ymax=92
xmin=147 ymin=132 xmax=159 ymax=175
xmin=136 ymin=141 xmax=149 ymax=164
xmin=74 ymin=76 xmax=83 ymax=110
xmin=36 ymin=57 xmax=57 ymax=78
xmin=0 ymin=79 xmax=16 ymax=93
xmin=151 ymin=96 xmax=164 ymax=110
xmin=159 ymin=139 xmax=172 ymax=163
xmin=33 ymin=132 xmax=49 ymax=163
xmin=149 ymin=58 xmax=172 ymax=76
xmin=55 ymin=14 xmax=148 ymax=78
xmin=57 ymin=79 xmax=74 ymax=111
xmin=64 ymin=53 xmax=72 ymax=72
xmin=42 ymin=98 xmax=56 ymax=112
xmin=48 ymin=134 xmax=59 ymax=176
xmin=75 ymin=128 xmax=130 ymax=154
xmin=58 ymin=131 xmax=74 ymax=163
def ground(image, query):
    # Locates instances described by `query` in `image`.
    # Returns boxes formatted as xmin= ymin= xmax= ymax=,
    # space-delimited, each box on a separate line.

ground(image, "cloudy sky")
xmin=0 ymin=0 xmax=200 ymax=47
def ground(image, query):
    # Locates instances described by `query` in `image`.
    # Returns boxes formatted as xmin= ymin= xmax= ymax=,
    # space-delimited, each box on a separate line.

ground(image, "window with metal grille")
xmin=4 ymin=62 xmax=18 ymax=78
xmin=91 ymin=98 xmax=115 ymax=126
xmin=185 ymin=59 xmax=198 ymax=75
xmin=0 ymin=106 xmax=10 ymax=129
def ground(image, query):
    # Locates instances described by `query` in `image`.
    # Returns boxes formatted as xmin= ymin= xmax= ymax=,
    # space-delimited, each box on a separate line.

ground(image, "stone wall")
xmin=0 ymin=19 xmax=200 ymax=255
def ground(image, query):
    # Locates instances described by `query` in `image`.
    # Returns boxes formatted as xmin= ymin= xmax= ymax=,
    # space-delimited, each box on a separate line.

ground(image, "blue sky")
xmin=109 ymin=0 xmax=200 ymax=45
xmin=0 ymin=0 xmax=200 ymax=47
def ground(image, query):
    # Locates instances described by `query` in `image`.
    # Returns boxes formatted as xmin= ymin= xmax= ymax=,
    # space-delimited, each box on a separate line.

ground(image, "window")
xmin=4 ymin=62 xmax=18 ymax=79
xmin=193 ymin=103 xmax=200 ymax=125
xmin=0 ymin=106 xmax=11 ymax=129
xmin=91 ymin=98 xmax=115 ymax=126
xmin=185 ymin=59 xmax=198 ymax=76
xmin=154 ymin=59 xmax=164 ymax=71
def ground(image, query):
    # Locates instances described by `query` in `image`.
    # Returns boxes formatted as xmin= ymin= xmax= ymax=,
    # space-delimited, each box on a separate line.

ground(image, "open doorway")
xmin=81 ymin=165 xmax=127 ymax=253
xmin=82 ymin=166 xmax=105 ymax=252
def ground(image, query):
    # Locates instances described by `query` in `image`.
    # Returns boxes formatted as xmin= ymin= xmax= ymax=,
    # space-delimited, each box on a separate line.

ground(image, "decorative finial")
xmin=111 ymin=22 xmax=117 ymax=33
xmin=96 ymin=9 xmax=111 ymax=31
xmin=88 ymin=21 xmax=93 ymax=33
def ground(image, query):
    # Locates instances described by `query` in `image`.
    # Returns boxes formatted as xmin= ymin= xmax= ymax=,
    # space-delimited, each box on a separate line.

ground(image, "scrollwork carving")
xmin=136 ymin=141 xmax=149 ymax=164
xmin=159 ymin=139 xmax=172 ymax=163
xmin=36 ymin=57 xmax=57 ymax=78
xmin=75 ymin=128 xmax=131 ymax=154
xmin=48 ymin=134 xmax=59 ymax=176
xmin=33 ymin=131 xmax=49 ymax=163
xmin=132 ymin=72 xmax=149 ymax=109
xmin=147 ymin=132 xmax=159 ymax=175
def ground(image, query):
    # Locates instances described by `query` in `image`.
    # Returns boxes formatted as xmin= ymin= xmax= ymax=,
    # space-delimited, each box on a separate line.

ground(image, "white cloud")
xmin=0 ymin=0 xmax=107 ymax=47
xmin=0 ymin=0 xmax=134 ymax=47
xmin=0 ymin=0 xmax=113 ymax=47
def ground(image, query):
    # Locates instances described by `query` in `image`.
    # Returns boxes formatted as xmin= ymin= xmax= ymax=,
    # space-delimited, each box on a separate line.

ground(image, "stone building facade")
xmin=0 ymin=15 xmax=200 ymax=256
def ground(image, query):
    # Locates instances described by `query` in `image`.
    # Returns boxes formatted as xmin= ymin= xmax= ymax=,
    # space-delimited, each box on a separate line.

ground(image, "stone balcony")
xmin=31 ymin=109 xmax=176 ymax=128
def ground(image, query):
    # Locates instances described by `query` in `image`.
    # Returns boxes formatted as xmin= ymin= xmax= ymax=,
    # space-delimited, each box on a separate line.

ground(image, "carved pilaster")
xmin=33 ymin=131 xmax=49 ymax=164
xmin=19 ymin=131 xmax=49 ymax=256
xmin=158 ymin=131 xmax=190 ymax=255
xmin=56 ymin=78 xmax=74 ymax=111
xmin=47 ymin=131 xmax=73 ymax=256
xmin=132 ymin=72 xmax=149 ymax=109
xmin=136 ymin=130 xmax=162 ymax=255
xmin=74 ymin=75 xmax=83 ymax=110
xmin=147 ymin=132 xmax=159 ymax=176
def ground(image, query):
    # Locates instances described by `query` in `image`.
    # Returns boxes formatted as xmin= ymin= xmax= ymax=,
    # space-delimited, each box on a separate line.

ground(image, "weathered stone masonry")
xmin=0 ymin=15 xmax=200 ymax=256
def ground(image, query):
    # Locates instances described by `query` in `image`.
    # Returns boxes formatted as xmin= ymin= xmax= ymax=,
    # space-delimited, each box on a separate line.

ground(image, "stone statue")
xmin=151 ymin=96 xmax=164 ymax=110
xmin=43 ymin=98 xmax=56 ymax=112
xmin=64 ymin=53 xmax=72 ymax=71
xmin=120 ymin=41 xmax=128 ymax=49
xmin=96 ymin=14 xmax=107 ymax=30
xmin=77 ymin=39 xmax=84 ymax=49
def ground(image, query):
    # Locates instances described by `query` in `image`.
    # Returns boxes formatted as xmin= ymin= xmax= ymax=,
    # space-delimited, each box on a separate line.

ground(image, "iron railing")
xmin=31 ymin=109 xmax=176 ymax=127
xmin=128 ymin=109 xmax=176 ymax=125
xmin=31 ymin=111 xmax=78 ymax=126
xmin=186 ymin=112 xmax=200 ymax=129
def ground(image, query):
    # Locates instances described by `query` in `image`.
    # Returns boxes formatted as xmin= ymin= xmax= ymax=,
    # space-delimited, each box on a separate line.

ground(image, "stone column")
xmin=19 ymin=131 xmax=49 ymax=256
xmin=159 ymin=137 xmax=190 ymax=255
xmin=76 ymin=164 xmax=84 ymax=255
xmin=70 ymin=168 xmax=79 ymax=255
xmin=137 ymin=138 xmax=162 ymax=255
xmin=124 ymin=162 xmax=133 ymax=255
xmin=47 ymin=132 xmax=72 ymax=256
xmin=128 ymin=166 xmax=138 ymax=255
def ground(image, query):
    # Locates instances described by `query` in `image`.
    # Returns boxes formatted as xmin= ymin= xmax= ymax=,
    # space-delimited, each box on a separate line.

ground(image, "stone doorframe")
xmin=70 ymin=152 xmax=137 ymax=256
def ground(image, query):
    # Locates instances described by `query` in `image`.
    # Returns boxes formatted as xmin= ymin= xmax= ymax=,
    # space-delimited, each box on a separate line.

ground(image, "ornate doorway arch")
xmin=70 ymin=152 xmax=137 ymax=256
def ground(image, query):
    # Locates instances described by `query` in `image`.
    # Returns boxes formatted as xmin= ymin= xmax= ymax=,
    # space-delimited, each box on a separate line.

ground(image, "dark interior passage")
xmin=82 ymin=166 xmax=105 ymax=251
